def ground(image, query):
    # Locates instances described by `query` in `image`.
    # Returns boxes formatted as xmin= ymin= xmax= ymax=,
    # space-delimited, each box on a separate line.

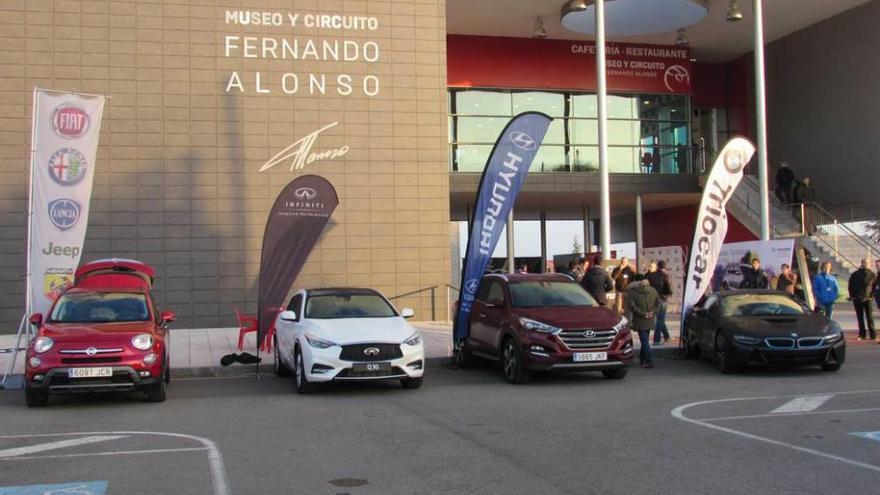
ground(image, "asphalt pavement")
xmin=0 ymin=342 xmax=878 ymax=495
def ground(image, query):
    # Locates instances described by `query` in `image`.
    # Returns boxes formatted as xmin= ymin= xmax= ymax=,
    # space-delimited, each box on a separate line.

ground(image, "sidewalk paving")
xmin=1 ymin=305 xmax=876 ymax=386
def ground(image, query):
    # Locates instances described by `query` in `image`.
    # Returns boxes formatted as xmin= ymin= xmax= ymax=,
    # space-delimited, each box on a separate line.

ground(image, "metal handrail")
xmin=798 ymin=202 xmax=880 ymax=260
xmin=389 ymin=286 xmax=438 ymax=321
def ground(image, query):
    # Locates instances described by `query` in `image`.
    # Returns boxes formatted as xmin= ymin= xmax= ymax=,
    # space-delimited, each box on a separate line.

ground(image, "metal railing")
xmin=792 ymin=202 xmax=880 ymax=262
xmin=389 ymin=286 xmax=438 ymax=321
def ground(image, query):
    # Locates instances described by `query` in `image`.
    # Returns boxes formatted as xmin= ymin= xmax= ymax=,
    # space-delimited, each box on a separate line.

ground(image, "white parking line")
xmin=0 ymin=435 xmax=127 ymax=458
xmin=771 ymin=395 xmax=833 ymax=414
xmin=672 ymin=391 xmax=880 ymax=473
xmin=1 ymin=447 xmax=208 ymax=461
xmin=703 ymin=407 xmax=880 ymax=422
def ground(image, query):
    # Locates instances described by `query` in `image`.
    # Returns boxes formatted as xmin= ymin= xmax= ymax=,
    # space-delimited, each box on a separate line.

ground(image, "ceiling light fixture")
xmin=560 ymin=0 xmax=708 ymax=36
xmin=726 ymin=0 xmax=744 ymax=22
xmin=675 ymin=28 xmax=689 ymax=46
xmin=532 ymin=17 xmax=548 ymax=39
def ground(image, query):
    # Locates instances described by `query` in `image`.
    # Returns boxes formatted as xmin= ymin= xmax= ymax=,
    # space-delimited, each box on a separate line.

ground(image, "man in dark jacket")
xmin=776 ymin=263 xmax=798 ymax=295
xmin=611 ymin=257 xmax=636 ymax=315
xmin=581 ymin=256 xmax=613 ymax=306
xmin=627 ymin=273 xmax=660 ymax=368
xmin=740 ymin=258 xmax=770 ymax=289
xmin=848 ymin=258 xmax=877 ymax=341
xmin=775 ymin=162 xmax=795 ymax=203
xmin=646 ymin=261 xmax=673 ymax=344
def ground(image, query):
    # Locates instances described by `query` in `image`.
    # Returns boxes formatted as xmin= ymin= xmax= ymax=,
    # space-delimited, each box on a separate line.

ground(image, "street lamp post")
xmin=754 ymin=0 xmax=771 ymax=240
xmin=596 ymin=0 xmax=612 ymax=260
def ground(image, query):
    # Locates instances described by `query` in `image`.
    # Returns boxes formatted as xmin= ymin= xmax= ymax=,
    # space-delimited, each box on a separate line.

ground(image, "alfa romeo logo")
xmin=294 ymin=187 xmax=317 ymax=200
xmin=48 ymin=148 xmax=89 ymax=186
xmin=583 ymin=330 xmax=597 ymax=338
xmin=509 ymin=131 xmax=537 ymax=151
xmin=363 ymin=347 xmax=380 ymax=356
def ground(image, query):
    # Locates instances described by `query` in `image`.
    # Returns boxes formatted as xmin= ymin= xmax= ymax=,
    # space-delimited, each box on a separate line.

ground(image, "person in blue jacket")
xmin=812 ymin=261 xmax=839 ymax=317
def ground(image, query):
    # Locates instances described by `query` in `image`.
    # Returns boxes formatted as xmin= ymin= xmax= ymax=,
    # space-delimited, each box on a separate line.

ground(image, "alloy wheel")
xmin=503 ymin=342 xmax=517 ymax=380
xmin=295 ymin=351 xmax=303 ymax=387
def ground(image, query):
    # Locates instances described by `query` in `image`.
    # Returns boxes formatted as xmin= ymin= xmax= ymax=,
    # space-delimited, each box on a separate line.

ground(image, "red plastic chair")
xmin=234 ymin=308 xmax=258 ymax=352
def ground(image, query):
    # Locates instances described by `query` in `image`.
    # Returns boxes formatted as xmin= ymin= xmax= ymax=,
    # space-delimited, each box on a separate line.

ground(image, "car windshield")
xmin=49 ymin=292 xmax=150 ymax=323
xmin=305 ymin=293 xmax=397 ymax=319
xmin=509 ymin=281 xmax=598 ymax=308
xmin=720 ymin=293 xmax=807 ymax=317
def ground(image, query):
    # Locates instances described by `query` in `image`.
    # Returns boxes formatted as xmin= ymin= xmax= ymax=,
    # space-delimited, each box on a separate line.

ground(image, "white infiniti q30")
xmin=273 ymin=288 xmax=425 ymax=394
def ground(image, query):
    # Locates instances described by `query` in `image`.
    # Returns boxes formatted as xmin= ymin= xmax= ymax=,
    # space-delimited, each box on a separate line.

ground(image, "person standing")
xmin=646 ymin=261 xmax=673 ymax=344
xmin=874 ymin=259 xmax=880 ymax=314
xmin=776 ymin=263 xmax=798 ymax=295
xmin=739 ymin=258 xmax=769 ymax=289
xmin=573 ymin=257 xmax=588 ymax=282
xmin=848 ymin=259 xmax=877 ymax=341
xmin=812 ymin=262 xmax=839 ymax=317
xmin=611 ymin=257 xmax=635 ymax=315
xmin=626 ymin=273 xmax=660 ymax=368
xmin=775 ymin=162 xmax=795 ymax=203
xmin=564 ymin=258 xmax=579 ymax=280
xmin=581 ymin=256 xmax=614 ymax=306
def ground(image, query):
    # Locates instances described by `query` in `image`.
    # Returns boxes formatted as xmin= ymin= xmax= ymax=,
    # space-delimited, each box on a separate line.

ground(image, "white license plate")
xmin=67 ymin=367 xmax=113 ymax=378
xmin=573 ymin=352 xmax=607 ymax=362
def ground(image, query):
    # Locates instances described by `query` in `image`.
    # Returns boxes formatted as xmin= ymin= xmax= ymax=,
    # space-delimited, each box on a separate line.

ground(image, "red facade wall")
xmin=643 ymin=204 xmax=757 ymax=249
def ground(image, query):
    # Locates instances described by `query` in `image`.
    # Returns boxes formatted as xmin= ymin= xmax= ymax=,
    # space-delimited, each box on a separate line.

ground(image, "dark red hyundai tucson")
xmin=455 ymin=273 xmax=633 ymax=383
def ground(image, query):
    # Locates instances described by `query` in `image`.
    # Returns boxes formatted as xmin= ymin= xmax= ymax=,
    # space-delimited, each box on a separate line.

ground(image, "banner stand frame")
xmin=0 ymin=316 xmax=30 ymax=389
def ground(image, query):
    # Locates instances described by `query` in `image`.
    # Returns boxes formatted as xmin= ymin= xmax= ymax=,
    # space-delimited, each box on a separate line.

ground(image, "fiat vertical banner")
xmin=453 ymin=112 xmax=553 ymax=344
xmin=680 ymin=136 xmax=756 ymax=330
xmin=28 ymin=89 xmax=106 ymax=317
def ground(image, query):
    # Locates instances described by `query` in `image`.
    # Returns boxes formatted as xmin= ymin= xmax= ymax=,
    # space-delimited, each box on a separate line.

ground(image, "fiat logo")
xmin=86 ymin=347 xmax=98 ymax=356
xmin=583 ymin=330 xmax=597 ymax=338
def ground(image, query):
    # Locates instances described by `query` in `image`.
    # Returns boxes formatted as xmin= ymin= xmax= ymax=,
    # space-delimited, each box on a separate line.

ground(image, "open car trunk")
xmin=74 ymin=259 xmax=155 ymax=290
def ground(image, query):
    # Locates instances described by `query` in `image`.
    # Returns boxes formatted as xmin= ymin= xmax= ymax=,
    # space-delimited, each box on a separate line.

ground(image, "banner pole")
xmin=24 ymin=88 xmax=40 ymax=340
xmin=0 ymin=315 xmax=28 ymax=388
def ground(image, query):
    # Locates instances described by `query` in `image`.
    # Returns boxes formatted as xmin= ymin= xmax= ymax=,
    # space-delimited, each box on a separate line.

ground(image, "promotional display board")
xmin=257 ymin=175 xmax=338 ymax=343
xmin=680 ymin=137 xmax=756 ymax=326
xmin=710 ymin=239 xmax=795 ymax=291
xmin=28 ymin=89 xmax=105 ymax=317
xmin=454 ymin=112 xmax=553 ymax=343
xmin=639 ymin=246 xmax=686 ymax=314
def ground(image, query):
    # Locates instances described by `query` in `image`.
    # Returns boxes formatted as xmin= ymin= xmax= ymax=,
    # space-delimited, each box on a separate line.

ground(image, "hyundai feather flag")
xmin=28 ymin=88 xmax=105 ymax=316
xmin=680 ymin=136 xmax=756 ymax=330
xmin=258 ymin=175 xmax=338 ymax=344
xmin=454 ymin=112 xmax=553 ymax=343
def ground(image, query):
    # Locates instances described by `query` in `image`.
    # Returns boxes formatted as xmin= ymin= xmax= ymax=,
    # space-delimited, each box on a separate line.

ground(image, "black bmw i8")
xmin=683 ymin=290 xmax=846 ymax=373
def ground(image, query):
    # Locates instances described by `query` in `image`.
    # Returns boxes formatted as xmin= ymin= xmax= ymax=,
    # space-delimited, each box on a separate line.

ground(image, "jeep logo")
xmin=41 ymin=242 xmax=81 ymax=259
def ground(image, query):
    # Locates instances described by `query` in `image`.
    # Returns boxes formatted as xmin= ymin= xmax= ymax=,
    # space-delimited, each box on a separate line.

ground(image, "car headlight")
xmin=131 ymin=333 xmax=153 ymax=351
xmin=613 ymin=316 xmax=629 ymax=332
xmin=732 ymin=334 xmax=760 ymax=345
xmin=519 ymin=318 xmax=561 ymax=334
xmin=404 ymin=332 xmax=422 ymax=346
xmin=305 ymin=334 xmax=336 ymax=349
xmin=33 ymin=337 xmax=53 ymax=354
xmin=823 ymin=332 xmax=843 ymax=343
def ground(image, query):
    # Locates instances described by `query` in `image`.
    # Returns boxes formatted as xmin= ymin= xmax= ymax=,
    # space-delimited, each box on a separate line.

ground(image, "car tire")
xmin=684 ymin=328 xmax=701 ymax=360
xmin=24 ymin=385 xmax=48 ymax=408
xmin=715 ymin=332 xmax=742 ymax=374
xmin=601 ymin=368 xmax=628 ymax=379
xmin=294 ymin=347 xmax=315 ymax=395
xmin=452 ymin=343 xmax=474 ymax=369
xmin=274 ymin=337 xmax=292 ymax=377
xmin=820 ymin=361 xmax=842 ymax=372
xmin=401 ymin=377 xmax=423 ymax=389
xmin=164 ymin=352 xmax=171 ymax=384
xmin=500 ymin=337 xmax=529 ymax=384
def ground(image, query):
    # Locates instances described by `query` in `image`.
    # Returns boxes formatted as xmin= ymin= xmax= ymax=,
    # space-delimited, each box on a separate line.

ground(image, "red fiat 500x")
xmin=25 ymin=259 xmax=175 ymax=407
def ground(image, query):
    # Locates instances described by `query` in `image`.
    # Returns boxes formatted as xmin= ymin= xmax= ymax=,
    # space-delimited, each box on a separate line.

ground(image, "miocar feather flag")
xmin=680 ymin=136 xmax=756 ymax=328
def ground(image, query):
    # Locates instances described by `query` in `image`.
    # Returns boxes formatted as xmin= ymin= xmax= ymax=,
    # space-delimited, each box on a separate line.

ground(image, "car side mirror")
xmin=160 ymin=311 xmax=176 ymax=323
xmin=280 ymin=310 xmax=297 ymax=322
xmin=487 ymin=299 xmax=506 ymax=309
xmin=29 ymin=313 xmax=43 ymax=327
xmin=401 ymin=308 xmax=415 ymax=319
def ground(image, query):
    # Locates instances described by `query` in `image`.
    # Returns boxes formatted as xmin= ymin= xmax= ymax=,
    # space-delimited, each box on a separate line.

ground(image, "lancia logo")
xmin=86 ymin=347 xmax=97 ymax=356
xmin=363 ymin=347 xmax=380 ymax=356
xmin=509 ymin=131 xmax=537 ymax=151
xmin=583 ymin=330 xmax=597 ymax=338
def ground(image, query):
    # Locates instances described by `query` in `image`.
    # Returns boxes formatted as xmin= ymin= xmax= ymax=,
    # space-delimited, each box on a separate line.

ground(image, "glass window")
xmin=572 ymin=146 xmax=598 ymax=172
xmin=457 ymin=117 xmax=509 ymax=144
xmin=608 ymin=95 xmax=637 ymax=119
xmin=509 ymin=281 xmax=597 ymax=308
xmin=305 ymin=292 xmax=397 ymax=319
xmin=487 ymin=282 xmax=505 ymax=304
xmin=511 ymin=92 xmax=565 ymax=117
xmin=608 ymin=120 xmax=640 ymax=146
xmin=455 ymin=145 xmax=493 ymax=172
xmin=50 ymin=292 xmax=150 ymax=323
xmin=287 ymin=294 xmax=303 ymax=320
xmin=455 ymin=90 xmax=511 ymax=115
xmin=609 ymin=146 xmax=638 ymax=173
xmin=638 ymin=94 xmax=688 ymax=121
xmin=571 ymin=119 xmax=597 ymax=145
xmin=530 ymin=146 xmax=568 ymax=173
xmin=571 ymin=94 xmax=597 ymax=118
xmin=719 ymin=293 xmax=807 ymax=317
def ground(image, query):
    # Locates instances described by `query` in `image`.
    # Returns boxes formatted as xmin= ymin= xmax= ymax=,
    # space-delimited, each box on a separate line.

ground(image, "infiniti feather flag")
xmin=258 ymin=175 xmax=338 ymax=344
xmin=454 ymin=112 xmax=553 ymax=343
xmin=680 ymin=136 xmax=756 ymax=330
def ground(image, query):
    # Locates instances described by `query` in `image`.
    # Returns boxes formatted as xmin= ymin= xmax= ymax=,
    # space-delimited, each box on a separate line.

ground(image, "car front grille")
xmin=765 ymin=337 xmax=826 ymax=349
xmin=557 ymin=329 xmax=618 ymax=350
xmin=339 ymin=343 xmax=403 ymax=362
xmin=336 ymin=366 xmax=406 ymax=379
xmin=60 ymin=357 xmax=123 ymax=365
xmin=49 ymin=373 xmax=134 ymax=387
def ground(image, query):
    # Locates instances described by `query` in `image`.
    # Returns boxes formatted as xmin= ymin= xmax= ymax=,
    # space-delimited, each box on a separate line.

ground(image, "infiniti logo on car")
xmin=583 ymin=330 xmax=597 ymax=338
xmin=363 ymin=347 xmax=381 ymax=356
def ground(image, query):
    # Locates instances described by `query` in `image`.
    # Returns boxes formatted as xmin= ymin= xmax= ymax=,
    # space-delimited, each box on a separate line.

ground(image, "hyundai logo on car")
xmin=47 ymin=198 xmax=82 ymax=231
xmin=363 ymin=347 xmax=381 ymax=356
xmin=509 ymin=131 xmax=537 ymax=151
xmin=583 ymin=330 xmax=597 ymax=338
xmin=294 ymin=187 xmax=317 ymax=200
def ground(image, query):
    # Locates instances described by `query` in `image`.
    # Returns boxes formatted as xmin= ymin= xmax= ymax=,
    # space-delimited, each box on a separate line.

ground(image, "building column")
xmin=540 ymin=212 xmax=547 ymax=272
xmin=635 ymin=194 xmax=644 ymax=270
xmin=754 ymin=0 xmax=771 ymax=240
xmin=506 ymin=210 xmax=515 ymax=274
xmin=595 ymin=0 xmax=612 ymax=260
xmin=583 ymin=204 xmax=591 ymax=253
